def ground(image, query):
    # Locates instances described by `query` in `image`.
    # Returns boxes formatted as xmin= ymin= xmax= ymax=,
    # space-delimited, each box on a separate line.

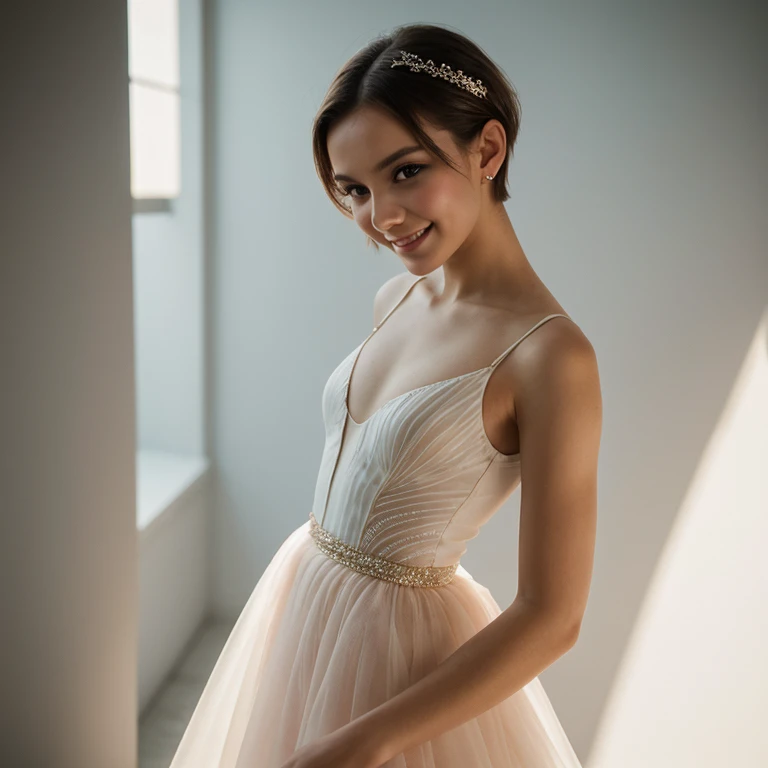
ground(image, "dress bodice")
xmin=310 ymin=276 xmax=571 ymax=570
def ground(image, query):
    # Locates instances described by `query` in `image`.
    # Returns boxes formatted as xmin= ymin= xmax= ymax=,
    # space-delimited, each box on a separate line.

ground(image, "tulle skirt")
xmin=168 ymin=519 xmax=582 ymax=767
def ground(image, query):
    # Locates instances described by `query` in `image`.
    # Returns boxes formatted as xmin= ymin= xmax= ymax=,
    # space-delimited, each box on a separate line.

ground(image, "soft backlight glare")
xmin=127 ymin=0 xmax=179 ymax=87
xmin=589 ymin=311 xmax=768 ymax=767
xmin=127 ymin=0 xmax=181 ymax=199
xmin=129 ymin=83 xmax=180 ymax=199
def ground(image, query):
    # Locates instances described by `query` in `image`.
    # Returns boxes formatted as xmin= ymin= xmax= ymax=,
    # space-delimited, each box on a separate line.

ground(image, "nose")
xmin=370 ymin=194 xmax=405 ymax=236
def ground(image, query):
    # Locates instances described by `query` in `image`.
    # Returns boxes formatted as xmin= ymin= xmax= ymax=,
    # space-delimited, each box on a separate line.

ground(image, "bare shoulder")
xmin=510 ymin=314 xmax=602 ymax=435
xmin=371 ymin=272 xmax=422 ymax=327
xmin=518 ymin=314 xmax=597 ymax=377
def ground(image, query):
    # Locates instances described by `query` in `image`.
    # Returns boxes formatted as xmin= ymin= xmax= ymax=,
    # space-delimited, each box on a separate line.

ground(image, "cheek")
xmin=349 ymin=175 xmax=471 ymax=234
xmin=420 ymin=177 xmax=474 ymax=226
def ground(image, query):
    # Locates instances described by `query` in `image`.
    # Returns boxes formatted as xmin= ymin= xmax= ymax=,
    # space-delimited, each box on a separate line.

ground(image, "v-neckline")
xmin=342 ymin=274 xmax=571 ymax=431
xmin=345 ymin=351 xmax=493 ymax=427
xmin=342 ymin=275 xmax=491 ymax=427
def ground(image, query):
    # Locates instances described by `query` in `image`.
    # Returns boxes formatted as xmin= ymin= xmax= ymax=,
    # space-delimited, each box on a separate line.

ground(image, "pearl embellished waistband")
xmin=308 ymin=511 xmax=458 ymax=588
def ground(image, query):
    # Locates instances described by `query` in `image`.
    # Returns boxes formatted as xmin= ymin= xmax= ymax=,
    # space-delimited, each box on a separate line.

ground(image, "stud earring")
xmin=485 ymin=175 xmax=494 ymax=180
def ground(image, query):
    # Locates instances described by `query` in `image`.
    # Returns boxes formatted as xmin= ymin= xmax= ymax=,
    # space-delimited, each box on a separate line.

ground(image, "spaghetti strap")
xmin=372 ymin=275 xmax=427 ymax=331
xmin=489 ymin=313 xmax=573 ymax=369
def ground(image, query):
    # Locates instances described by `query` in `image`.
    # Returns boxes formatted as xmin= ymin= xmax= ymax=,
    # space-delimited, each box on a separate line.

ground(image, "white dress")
xmin=169 ymin=275 xmax=582 ymax=767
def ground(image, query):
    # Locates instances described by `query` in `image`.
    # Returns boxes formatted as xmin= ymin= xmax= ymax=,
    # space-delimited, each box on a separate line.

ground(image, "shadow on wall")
xmin=587 ymin=307 xmax=768 ymax=768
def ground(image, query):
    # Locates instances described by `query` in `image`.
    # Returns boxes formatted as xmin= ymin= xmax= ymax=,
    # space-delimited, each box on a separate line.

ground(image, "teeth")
xmin=395 ymin=226 xmax=428 ymax=246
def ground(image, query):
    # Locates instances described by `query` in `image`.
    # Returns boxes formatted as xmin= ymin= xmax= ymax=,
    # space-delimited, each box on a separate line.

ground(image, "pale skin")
xmin=279 ymin=104 xmax=601 ymax=768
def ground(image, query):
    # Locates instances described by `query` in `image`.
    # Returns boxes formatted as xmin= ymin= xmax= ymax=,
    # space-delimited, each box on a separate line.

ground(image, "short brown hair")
xmin=312 ymin=23 xmax=522 ymax=249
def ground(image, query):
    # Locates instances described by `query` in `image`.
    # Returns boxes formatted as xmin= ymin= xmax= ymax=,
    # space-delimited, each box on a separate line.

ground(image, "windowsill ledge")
xmin=137 ymin=449 xmax=210 ymax=534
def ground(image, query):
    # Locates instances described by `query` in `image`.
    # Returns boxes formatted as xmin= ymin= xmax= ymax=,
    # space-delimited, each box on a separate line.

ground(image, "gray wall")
xmin=0 ymin=3 xmax=137 ymax=766
xmin=206 ymin=0 xmax=767 ymax=759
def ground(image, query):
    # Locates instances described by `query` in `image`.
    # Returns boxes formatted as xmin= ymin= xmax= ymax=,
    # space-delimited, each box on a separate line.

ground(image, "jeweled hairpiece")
xmin=390 ymin=49 xmax=488 ymax=99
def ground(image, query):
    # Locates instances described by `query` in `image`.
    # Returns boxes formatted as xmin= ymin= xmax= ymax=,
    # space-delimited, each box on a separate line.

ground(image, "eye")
xmin=341 ymin=163 xmax=426 ymax=200
xmin=393 ymin=162 xmax=425 ymax=183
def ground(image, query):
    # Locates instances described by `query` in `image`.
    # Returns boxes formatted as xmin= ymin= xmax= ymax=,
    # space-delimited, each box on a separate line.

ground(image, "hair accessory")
xmin=390 ymin=50 xmax=488 ymax=99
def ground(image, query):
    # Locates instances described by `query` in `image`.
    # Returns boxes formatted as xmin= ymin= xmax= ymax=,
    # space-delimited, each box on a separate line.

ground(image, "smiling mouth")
xmin=391 ymin=224 xmax=433 ymax=247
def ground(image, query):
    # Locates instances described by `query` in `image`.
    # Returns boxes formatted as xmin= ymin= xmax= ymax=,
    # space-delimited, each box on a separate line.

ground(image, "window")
xmin=127 ymin=0 xmax=181 ymax=203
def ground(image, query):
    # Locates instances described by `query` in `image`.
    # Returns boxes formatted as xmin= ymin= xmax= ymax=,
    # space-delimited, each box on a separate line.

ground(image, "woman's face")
xmin=326 ymin=105 xmax=483 ymax=272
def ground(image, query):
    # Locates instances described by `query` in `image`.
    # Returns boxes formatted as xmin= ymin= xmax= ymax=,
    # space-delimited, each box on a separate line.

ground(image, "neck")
xmin=430 ymin=204 xmax=542 ymax=307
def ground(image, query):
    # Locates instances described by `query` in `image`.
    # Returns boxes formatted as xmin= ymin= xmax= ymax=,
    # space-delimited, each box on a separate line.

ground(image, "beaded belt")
xmin=308 ymin=511 xmax=457 ymax=588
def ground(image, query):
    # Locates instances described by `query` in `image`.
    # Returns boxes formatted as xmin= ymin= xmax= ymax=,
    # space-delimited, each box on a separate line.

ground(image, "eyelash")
xmin=341 ymin=163 xmax=426 ymax=199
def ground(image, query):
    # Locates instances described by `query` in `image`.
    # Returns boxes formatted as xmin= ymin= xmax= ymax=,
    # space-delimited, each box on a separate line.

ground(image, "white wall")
xmin=206 ymin=0 xmax=767 ymax=759
xmin=0 ymin=4 xmax=137 ymax=766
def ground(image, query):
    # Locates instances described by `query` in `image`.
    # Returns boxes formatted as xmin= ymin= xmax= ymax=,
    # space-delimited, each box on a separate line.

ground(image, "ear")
xmin=477 ymin=118 xmax=506 ymax=178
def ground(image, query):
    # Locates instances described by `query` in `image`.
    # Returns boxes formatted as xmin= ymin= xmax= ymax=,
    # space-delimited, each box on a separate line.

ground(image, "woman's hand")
xmin=277 ymin=721 xmax=384 ymax=768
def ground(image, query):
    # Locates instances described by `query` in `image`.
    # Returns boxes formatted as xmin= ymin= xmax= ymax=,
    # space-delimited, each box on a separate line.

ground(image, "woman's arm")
xmin=346 ymin=324 xmax=602 ymax=765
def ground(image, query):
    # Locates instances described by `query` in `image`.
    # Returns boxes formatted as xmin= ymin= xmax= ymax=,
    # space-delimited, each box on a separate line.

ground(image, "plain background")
xmin=206 ymin=0 xmax=767 ymax=759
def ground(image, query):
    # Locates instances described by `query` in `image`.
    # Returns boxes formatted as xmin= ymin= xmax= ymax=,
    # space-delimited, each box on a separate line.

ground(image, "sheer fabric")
xmin=169 ymin=276 xmax=580 ymax=767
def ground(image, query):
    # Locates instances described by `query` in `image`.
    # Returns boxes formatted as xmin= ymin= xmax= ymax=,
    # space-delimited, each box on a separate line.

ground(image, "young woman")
xmin=170 ymin=22 xmax=601 ymax=768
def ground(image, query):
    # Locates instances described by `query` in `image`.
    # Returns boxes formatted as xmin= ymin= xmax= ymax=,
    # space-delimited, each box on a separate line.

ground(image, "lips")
xmin=391 ymin=224 xmax=432 ymax=246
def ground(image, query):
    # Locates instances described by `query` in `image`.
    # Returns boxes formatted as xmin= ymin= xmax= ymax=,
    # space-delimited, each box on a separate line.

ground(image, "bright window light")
xmin=127 ymin=0 xmax=180 ymax=199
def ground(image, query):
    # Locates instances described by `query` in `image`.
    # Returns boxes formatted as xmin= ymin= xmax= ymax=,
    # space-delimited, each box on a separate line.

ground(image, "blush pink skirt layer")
xmin=168 ymin=520 xmax=582 ymax=767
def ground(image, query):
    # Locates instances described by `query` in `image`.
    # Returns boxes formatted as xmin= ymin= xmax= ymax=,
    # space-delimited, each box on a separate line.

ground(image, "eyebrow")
xmin=333 ymin=145 xmax=423 ymax=183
